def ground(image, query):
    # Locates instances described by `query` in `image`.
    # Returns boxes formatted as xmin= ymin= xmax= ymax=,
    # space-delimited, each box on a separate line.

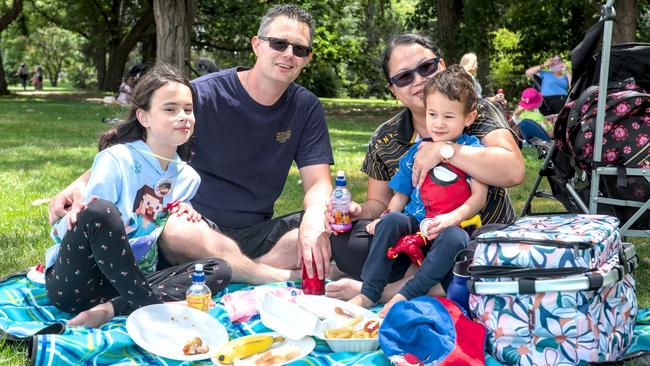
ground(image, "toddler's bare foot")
xmin=68 ymin=301 xmax=115 ymax=328
xmin=325 ymin=278 xmax=361 ymax=300
xmin=379 ymin=294 xmax=406 ymax=318
xmin=348 ymin=294 xmax=375 ymax=308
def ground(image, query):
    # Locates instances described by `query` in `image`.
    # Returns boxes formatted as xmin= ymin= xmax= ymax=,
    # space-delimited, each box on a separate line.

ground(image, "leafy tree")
xmin=0 ymin=0 xmax=24 ymax=95
xmin=33 ymin=0 xmax=155 ymax=91
xmin=28 ymin=27 xmax=80 ymax=87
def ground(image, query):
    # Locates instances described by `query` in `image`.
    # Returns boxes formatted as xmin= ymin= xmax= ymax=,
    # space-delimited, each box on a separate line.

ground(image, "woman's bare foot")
xmin=348 ymin=294 xmax=375 ymax=308
xmin=68 ymin=301 xmax=115 ymax=328
xmin=379 ymin=294 xmax=406 ymax=318
xmin=325 ymin=278 xmax=361 ymax=300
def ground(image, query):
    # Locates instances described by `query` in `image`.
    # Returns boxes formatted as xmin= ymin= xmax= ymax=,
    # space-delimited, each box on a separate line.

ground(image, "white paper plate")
xmin=211 ymin=332 xmax=314 ymax=365
xmin=126 ymin=303 xmax=229 ymax=361
xmin=26 ymin=266 xmax=45 ymax=285
xmin=295 ymin=295 xmax=378 ymax=321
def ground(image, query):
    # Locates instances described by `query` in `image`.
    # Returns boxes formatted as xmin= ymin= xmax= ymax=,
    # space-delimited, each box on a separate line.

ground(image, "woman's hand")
xmin=365 ymin=218 xmax=381 ymax=235
xmin=412 ymin=141 xmax=443 ymax=188
xmin=171 ymin=202 xmax=202 ymax=222
xmin=325 ymin=200 xmax=362 ymax=235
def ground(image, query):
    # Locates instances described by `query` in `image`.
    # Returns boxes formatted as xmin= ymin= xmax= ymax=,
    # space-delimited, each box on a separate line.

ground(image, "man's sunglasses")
xmin=258 ymin=36 xmax=312 ymax=58
xmin=389 ymin=57 xmax=441 ymax=87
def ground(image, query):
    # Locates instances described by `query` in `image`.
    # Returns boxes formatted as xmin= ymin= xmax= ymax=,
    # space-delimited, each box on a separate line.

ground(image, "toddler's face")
xmin=425 ymin=92 xmax=476 ymax=142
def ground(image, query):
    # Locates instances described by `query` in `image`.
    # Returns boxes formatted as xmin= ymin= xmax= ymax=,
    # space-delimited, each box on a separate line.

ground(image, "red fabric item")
xmin=386 ymin=233 xmax=427 ymax=266
xmin=420 ymin=164 xmax=471 ymax=218
xmin=437 ymin=297 xmax=486 ymax=366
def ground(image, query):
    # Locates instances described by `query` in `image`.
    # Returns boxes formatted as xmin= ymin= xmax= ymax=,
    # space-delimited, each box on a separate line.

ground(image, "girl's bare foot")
xmin=68 ymin=301 xmax=115 ymax=328
xmin=379 ymin=294 xmax=407 ymax=318
xmin=348 ymin=294 xmax=375 ymax=308
xmin=325 ymin=278 xmax=362 ymax=300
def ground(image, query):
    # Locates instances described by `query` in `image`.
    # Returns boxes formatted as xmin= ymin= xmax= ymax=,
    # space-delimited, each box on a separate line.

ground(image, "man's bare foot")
xmin=68 ymin=301 xmax=115 ymax=328
xmin=325 ymin=278 xmax=361 ymax=300
xmin=379 ymin=294 xmax=406 ymax=318
xmin=348 ymin=294 xmax=375 ymax=308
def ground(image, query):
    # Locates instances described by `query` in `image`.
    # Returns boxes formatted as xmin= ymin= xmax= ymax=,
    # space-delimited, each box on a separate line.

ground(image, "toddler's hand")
xmin=365 ymin=218 xmax=381 ymax=235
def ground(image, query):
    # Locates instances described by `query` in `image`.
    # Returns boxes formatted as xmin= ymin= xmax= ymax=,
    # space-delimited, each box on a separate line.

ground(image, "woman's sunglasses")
xmin=389 ymin=57 xmax=441 ymax=87
xmin=258 ymin=36 xmax=313 ymax=58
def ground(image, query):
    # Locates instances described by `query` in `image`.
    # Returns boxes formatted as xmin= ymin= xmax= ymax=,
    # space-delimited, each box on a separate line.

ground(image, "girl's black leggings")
xmin=46 ymin=199 xmax=232 ymax=316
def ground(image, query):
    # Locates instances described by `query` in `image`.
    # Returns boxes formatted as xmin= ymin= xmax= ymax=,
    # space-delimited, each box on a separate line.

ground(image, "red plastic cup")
xmin=301 ymin=254 xmax=325 ymax=295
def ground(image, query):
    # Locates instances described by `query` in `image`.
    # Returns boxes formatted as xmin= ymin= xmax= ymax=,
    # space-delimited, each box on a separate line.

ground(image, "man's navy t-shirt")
xmin=190 ymin=67 xmax=334 ymax=229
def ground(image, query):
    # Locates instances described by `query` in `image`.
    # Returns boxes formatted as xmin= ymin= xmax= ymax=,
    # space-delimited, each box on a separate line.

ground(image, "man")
xmin=49 ymin=4 xmax=333 ymax=286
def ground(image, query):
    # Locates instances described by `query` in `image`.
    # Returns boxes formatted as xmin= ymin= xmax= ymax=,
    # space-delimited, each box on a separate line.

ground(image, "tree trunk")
xmin=0 ymin=51 xmax=8 ymax=95
xmin=612 ymin=0 xmax=638 ymax=44
xmin=104 ymin=45 xmax=130 ymax=91
xmin=95 ymin=46 xmax=107 ymax=91
xmin=153 ymin=0 xmax=197 ymax=77
xmin=0 ymin=0 xmax=24 ymax=95
xmin=436 ymin=0 xmax=463 ymax=63
xmin=141 ymin=31 xmax=157 ymax=65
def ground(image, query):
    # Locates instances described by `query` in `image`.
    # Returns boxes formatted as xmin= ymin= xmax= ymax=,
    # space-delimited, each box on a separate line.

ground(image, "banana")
xmin=215 ymin=334 xmax=285 ymax=364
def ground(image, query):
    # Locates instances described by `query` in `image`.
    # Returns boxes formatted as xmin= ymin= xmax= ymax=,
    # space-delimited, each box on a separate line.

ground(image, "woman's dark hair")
xmin=381 ymin=33 xmax=443 ymax=83
xmin=423 ymin=65 xmax=478 ymax=114
xmin=98 ymin=63 xmax=196 ymax=161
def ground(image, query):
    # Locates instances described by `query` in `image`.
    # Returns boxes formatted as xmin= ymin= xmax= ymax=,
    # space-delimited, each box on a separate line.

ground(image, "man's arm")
xmin=298 ymin=163 xmax=333 ymax=279
xmin=413 ymin=129 xmax=525 ymax=189
xmin=48 ymin=169 xmax=91 ymax=225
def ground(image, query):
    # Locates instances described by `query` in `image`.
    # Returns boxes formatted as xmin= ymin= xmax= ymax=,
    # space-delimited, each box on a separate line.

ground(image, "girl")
xmin=45 ymin=64 xmax=231 ymax=327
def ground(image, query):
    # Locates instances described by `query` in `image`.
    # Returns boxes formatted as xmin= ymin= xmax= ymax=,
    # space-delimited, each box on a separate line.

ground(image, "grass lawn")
xmin=0 ymin=93 xmax=647 ymax=364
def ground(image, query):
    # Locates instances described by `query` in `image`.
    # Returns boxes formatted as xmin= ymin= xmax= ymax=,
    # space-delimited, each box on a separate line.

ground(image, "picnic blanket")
xmin=2 ymin=271 xmax=650 ymax=365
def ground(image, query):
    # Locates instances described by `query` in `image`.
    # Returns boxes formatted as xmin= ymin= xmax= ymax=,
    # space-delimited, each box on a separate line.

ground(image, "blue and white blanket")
xmin=1 ymin=272 xmax=649 ymax=365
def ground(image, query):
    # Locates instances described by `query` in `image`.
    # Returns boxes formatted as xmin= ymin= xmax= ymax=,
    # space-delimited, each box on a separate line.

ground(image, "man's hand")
xmin=325 ymin=200 xmax=362 ymax=235
xmin=412 ymin=141 xmax=443 ymax=189
xmin=299 ymin=208 xmax=331 ymax=280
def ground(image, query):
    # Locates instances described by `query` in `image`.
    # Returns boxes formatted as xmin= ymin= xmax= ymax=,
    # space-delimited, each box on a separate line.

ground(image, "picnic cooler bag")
xmin=467 ymin=214 xmax=638 ymax=366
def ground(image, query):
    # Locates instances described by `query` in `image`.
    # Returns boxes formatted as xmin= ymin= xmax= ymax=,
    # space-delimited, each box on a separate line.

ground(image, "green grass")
xmin=0 ymin=94 xmax=648 ymax=364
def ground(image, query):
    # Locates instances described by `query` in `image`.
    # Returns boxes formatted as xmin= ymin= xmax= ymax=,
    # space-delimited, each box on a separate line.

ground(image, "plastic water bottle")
xmin=446 ymin=251 xmax=473 ymax=315
xmin=330 ymin=171 xmax=352 ymax=233
xmin=186 ymin=264 xmax=211 ymax=312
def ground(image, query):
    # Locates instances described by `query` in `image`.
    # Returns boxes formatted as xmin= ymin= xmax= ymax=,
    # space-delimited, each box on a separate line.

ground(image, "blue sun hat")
xmin=378 ymin=296 xmax=486 ymax=366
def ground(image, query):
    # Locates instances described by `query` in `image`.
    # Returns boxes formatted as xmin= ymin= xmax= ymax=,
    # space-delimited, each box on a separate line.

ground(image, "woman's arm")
xmin=357 ymin=177 xmax=393 ymax=220
xmin=412 ymin=129 xmax=525 ymax=189
xmin=526 ymin=59 xmax=549 ymax=79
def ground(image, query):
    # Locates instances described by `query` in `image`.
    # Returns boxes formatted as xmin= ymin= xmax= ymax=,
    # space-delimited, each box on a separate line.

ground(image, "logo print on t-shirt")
xmin=276 ymin=129 xmax=292 ymax=143
xmin=154 ymin=178 xmax=172 ymax=197
xmin=132 ymin=160 xmax=142 ymax=174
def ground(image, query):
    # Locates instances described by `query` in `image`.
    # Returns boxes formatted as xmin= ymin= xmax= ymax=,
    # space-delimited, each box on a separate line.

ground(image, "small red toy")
xmin=386 ymin=232 xmax=427 ymax=266
xmin=35 ymin=264 xmax=45 ymax=273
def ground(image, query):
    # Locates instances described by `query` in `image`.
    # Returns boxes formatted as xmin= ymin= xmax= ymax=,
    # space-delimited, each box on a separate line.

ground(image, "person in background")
xmin=513 ymin=87 xmax=552 ymax=134
xmin=460 ymin=52 xmax=506 ymax=111
xmin=16 ymin=63 xmax=29 ymax=90
xmin=117 ymin=75 xmax=135 ymax=106
xmin=525 ymin=55 xmax=571 ymax=115
xmin=46 ymin=64 xmax=231 ymax=328
xmin=33 ymin=65 xmax=43 ymax=91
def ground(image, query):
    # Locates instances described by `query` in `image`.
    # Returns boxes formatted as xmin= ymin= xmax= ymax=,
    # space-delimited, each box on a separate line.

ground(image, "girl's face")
xmin=137 ymin=81 xmax=194 ymax=154
xmin=387 ymin=43 xmax=445 ymax=114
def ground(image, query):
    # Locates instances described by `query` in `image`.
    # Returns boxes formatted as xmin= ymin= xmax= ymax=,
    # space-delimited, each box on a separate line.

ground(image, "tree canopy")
xmin=0 ymin=0 xmax=648 ymax=98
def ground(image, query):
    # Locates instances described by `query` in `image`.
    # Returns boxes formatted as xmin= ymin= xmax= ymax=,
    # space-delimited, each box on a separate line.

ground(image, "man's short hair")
xmin=258 ymin=4 xmax=314 ymax=45
xmin=423 ymin=65 xmax=478 ymax=114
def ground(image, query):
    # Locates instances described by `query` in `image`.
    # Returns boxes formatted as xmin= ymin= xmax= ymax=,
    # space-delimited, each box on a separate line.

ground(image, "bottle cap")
xmin=335 ymin=171 xmax=347 ymax=187
xmin=192 ymin=264 xmax=205 ymax=282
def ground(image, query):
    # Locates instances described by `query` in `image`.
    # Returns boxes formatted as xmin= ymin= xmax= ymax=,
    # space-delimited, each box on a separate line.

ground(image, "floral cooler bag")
xmin=467 ymin=214 xmax=638 ymax=365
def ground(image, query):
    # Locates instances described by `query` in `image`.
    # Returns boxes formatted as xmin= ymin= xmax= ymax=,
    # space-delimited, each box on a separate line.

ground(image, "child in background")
xmin=513 ymin=87 xmax=553 ymax=135
xmin=46 ymin=64 xmax=231 ymax=328
xmin=349 ymin=65 xmax=488 ymax=317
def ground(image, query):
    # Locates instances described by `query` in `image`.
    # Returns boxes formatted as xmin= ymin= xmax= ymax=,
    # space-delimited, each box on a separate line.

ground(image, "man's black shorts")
xmin=204 ymin=211 xmax=304 ymax=259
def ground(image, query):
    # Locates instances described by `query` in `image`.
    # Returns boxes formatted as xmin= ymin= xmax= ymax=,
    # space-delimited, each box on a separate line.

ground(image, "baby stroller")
xmin=521 ymin=0 xmax=650 ymax=238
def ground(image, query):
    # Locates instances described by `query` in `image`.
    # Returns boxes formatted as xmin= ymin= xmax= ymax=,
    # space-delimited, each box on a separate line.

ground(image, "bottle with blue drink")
xmin=446 ymin=250 xmax=473 ymax=315
xmin=330 ymin=171 xmax=352 ymax=233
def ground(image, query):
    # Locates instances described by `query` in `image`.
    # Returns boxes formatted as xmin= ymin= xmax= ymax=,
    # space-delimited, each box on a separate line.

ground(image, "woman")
xmin=525 ymin=55 xmax=571 ymax=115
xmin=327 ymin=34 xmax=525 ymax=302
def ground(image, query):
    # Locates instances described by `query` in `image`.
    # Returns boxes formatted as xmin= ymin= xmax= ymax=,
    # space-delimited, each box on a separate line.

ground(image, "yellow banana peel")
xmin=214 ymin=334 xmax=285 ymax=364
